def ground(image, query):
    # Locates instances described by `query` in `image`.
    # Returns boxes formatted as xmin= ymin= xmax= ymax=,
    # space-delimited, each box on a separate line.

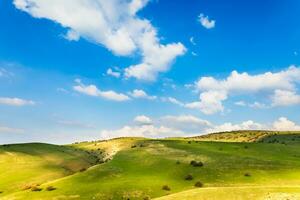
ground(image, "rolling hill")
xmin=1 ymin=131 xmax=300 ymax=199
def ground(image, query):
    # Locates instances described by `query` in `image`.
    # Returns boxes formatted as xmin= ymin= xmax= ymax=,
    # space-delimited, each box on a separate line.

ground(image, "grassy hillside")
xmin=3 ymin=134 xmax=300 ymax=200
xmin=192 ymin=130 xmax=300 ymax=143
xmin=0 ymin=143 xmax=99 ymax=196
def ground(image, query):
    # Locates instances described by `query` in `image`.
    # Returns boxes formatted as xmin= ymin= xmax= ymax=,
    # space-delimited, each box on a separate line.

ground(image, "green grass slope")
xmin=3 ymin=134 xmax=300 ymax=200
xmin=0 ymin=143 xmax=98 ymax=196
xmin=192 ymin=130 xmax=300 ymax=143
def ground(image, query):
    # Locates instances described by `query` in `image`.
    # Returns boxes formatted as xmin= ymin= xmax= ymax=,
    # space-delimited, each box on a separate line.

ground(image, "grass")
xmin=0 ymin=143 xmax=97 ymax=195
xmin=1 ymin=132 xmax=300 ymax=199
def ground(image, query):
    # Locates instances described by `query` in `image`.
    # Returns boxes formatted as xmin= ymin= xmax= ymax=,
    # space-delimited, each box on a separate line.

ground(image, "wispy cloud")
xmin=0 ymin=97 xmax=35 ymax=106
xmin=73 ymin=79 xmax=130 ymax=101
xmin=0 ymin=126 xmax=24 ymax=133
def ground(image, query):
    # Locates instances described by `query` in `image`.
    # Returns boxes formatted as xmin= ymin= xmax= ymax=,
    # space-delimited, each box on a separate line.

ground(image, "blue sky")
xmin=0 ymin=0 xmax=300 ymax=144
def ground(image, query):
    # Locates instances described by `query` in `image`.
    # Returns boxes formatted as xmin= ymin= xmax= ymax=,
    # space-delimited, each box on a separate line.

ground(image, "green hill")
xmin=0 ymin=143 xmax=99 ymax=196
xmin=1 ymin=132 xmax=300 ymax=200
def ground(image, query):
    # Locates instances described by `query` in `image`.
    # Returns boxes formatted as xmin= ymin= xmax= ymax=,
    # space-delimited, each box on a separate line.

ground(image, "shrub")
xmin=46 ymin=186 xmax=56 ymax=191
xmin=188 ymin=141 xmax=192 ymax=144
xmin=162 ymin=185 xmax=171 ymax=191
xmin=244 ymin=145 xmax=248 ymax=149
xmin=176 ymin=160 xmax=180 ymax=165
xmin=185 ymin=174 xmax=194 ymax=180
xmin=143 ymin=196 xmax=150 ymax=200
xmin=0 ymin=191 xmax=3 ymax=194
xmin=244 ymin=173 xmax=251 ymax=177
xmin=131 ymin=145 xmax=137 ymax=148
xmin=190 ymin=160 xmax=203 ymax=167
xmin=31 ymin=186 xmax=42 ymax=192
xmin=79 ymin=168 xmax=86 ymax=172
xmin=194 ymin=181 xmax=203 ymax=187
xmin=21 ymin=185 xmax=32 ymax=190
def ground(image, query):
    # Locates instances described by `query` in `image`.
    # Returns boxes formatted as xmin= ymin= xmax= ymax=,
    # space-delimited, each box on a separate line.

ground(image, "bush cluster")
xmin=162 ymin=185 xmax=171 ymax=191
xmin=185 ymin=174 xmax=194 ymax=180
xmin=190 ymin=160 xmax=203 ymax=167
xmin=46 ymin=186 xmax=56 ymax=191
xmin=194 ymin=181 xmax=203 ymax=187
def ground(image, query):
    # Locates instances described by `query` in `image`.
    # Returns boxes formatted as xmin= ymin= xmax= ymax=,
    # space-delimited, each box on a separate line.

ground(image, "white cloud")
xmin=249 ymin=102 xmax=268 ymax=109
xmin=129 ymin=89 xmax=157 ymax=100
xmin=64 ymin=29 xmax=80 ymax=41
xmin=14 ymin=0 xmax=186 ymax=81
xmin=0 ymin=126 xmax=24 ymax=134
xmin=124 ymin=40 xmax=186 ymax=81
xmin=271 ymin=90 xmax=300 ymax=106
xmin=185 ymin=91 xmax=227 ymax=115
xmin=73 ymin=79 xmax=130 ymax=101
xmin=106 ymin=68 xmax=121 ymax=78
xmin=235 ymin=101 xmax=247 ymax=106
xmin=190 ymin=37 xmax=196 ymax=45
xmin=161 ymin=97 xmax=184 ymax=106
xmin=99 ymin=115 xmax=300 ymax=139
xmin=205 ymin=120 xmax=265 ymax=134
xmin=191 ymin=52 xmax=198 ymax=56
xmin=134 ymin=115 xmax=152 ymax=125
xmin=198 ymin=13 xmax=215 ymax=29
xmin=0 ymin=97 xmax=35 ymax=106
xmin=100 ymin=124 xmax=184 ymax=139
xmin=161 ymin=115 xmax=211 ymax=133
xmin=188 ymin=66 xmax=300 ymax=114
xmin=272 ymin=117 xmax=300 ymax=131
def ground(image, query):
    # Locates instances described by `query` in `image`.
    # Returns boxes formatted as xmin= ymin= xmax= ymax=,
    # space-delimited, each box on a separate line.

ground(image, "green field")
xmin=1 ymin=131 xmax=300 ymax=199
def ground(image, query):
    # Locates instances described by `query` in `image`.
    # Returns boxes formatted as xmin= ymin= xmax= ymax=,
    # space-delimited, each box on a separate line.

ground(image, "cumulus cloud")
xmin=272 ymin=117 xmax=300 ymax=131
xmin=198 ymin=13 xmax=215 ymax=29
xmin=129 ymin=89 xmax=157 ymax=100
xmin=186 ymin=66 xmax=300 ymax=114
xmin=0 ymin=97 xmax=35 ymax=106
xmin=98 ymin=115 xmax=300 ymax=139
xmin=100 ymin=124 xmax=183 ymax=139
xmin=134 ymin=115 xmax=153 ymax=125
xmin=271 ymin=90 xmax=300 ymax=106
xmin=185 ymin=91 xmax=227 ymax=114
xmin=160 ymin=115 xmax=211 ymax=133
xmin=205 ymin=120 xmax=265 ymax=134
xmin=106 ymin=68 xmax=121 ymax=78
xmin=73 ymin=79 xmax=130 ymax=101
xmin=14 ymin=0 xmax=186 ymax=81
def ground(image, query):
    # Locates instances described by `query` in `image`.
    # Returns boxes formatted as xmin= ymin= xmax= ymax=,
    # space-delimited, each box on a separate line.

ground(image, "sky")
xmin=0 ymin=0 xmax=300 ymax=144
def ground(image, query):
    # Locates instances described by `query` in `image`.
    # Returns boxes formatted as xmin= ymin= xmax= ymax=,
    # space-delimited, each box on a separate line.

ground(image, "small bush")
xmin=194 ymin=181 xmax=203 ymax=187
xmin=244 ymin=145 xmax=248 ymax=149
xmin=188 ymin=141 xmax=192 ymax=144
xmin=244 ymin=173 xmax=251 ymax=177
xmin=190 ymin=160 xmax=203 ymax=167
xmin=131 ymin=145 xmax=137 ymax=148
xmin=46 ymin=186 xmax=56 ymax=191
xmin=176 ymin=160 xmax=180 ymax=165
xmin=185 ymin=174 xmax=194 ymax=180
xmin=31 ymin=186 xmax=42 ymax=192
xmin=79 ymin=168 xmax=86 ymax=172
xmin=162 ymin=185 xmax=171 ymax=191
xmin=0 ymin=191 xmax=3 ymax=194
xmin=143 ymin=196 xmax=150 ymax=200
